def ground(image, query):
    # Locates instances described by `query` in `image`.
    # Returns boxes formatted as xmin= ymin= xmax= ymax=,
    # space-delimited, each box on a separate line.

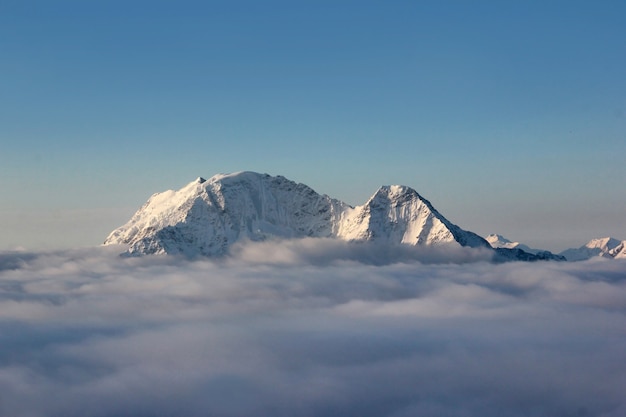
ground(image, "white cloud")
xmin=0 ymin=241 xmax=625 ymax=416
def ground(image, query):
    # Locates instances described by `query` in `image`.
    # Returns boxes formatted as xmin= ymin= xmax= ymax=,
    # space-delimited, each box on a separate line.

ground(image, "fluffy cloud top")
xmin=1 ymin=241 xmax=625 ymax=417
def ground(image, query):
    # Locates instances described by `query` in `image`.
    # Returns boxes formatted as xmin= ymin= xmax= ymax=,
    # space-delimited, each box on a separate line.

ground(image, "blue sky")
xmin=1 ymin=0 xmax=625 ymax=251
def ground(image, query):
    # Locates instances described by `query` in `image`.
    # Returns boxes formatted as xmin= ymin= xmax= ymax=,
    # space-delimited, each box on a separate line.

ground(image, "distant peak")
xmin=585 ymin=237 xmax=621 ymax=249
xmin=486 ymin=234 xmax=511 ymax=243
xmin=588 ymin=236 xmax=618 ymax=243
xmin=105 ymin=171 xmax=494 ymax=257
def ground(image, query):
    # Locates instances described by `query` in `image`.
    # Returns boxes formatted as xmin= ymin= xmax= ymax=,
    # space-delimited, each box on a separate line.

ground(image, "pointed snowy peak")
xmin=560 ymin=237 xmax=625 ymax=261
xmin=486 ymin=234 xmax=516 ymax=248
xmin=333 ymin=184 xmax=489 ymax=248
xmin=484 ymin=233 xmax=550 ymax=255
xmin=486 ymin=234 xmax=512 ymax=245
xmin=335 ymin=184 xmax=455 ymax=245
xmin=584 ymin=237 xmax=622 ymax=252
xmin=366 ymin=185 xmax=422 ymax=205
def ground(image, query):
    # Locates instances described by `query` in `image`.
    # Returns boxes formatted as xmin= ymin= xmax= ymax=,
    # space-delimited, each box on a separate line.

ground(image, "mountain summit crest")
xmin=104 ymin=171 xmax=516 ymax=258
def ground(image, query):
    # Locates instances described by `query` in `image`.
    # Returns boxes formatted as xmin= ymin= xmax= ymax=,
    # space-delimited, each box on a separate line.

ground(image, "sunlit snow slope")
xmin=485 ymin=233 xmax=546 ymax=255
xmin=104 ymin=171 xmax=489 ymax=256
xmin=560 ymin=237 xmax=626 ymax=261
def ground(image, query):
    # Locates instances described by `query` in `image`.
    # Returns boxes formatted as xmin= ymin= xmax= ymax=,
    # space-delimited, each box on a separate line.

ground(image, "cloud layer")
xmin=1 ymin=241 xmax=625 ymax=417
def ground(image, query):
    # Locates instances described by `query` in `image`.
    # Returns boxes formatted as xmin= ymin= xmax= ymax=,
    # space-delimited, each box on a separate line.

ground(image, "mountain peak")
xmin=485 ymin=233 xmax=562 ymax=259
xmin=377 ymin=184 xmax=414 ymax=194
xmin=366 ymin=185 xmax=419 ymax=206
xmin=104 ymin=172 xmax=491 ymax=257
xmin=585 ymin=237 xmax=621 ymax=250
xmin=559 ymin=236 xmax=626 ymax=261
xmin=486 ymin=234 xmax=512 ymax=244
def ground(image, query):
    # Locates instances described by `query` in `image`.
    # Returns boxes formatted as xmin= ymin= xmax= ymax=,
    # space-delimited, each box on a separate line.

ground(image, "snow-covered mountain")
xmin=485 ymin=234 xmax=542 ymax=254
xmin=104 ymin=171 xmax=491 ymax=257
xmin=485 ymin=234 xmax=565 ymax=262
xmin=560 ymin=237 xmax=626 ymax=261
xmin=336 ymin=185 xmax=488 ymax=248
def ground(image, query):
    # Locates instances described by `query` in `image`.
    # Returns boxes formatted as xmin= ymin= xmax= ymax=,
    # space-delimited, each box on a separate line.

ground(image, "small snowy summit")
xmin=486 ymin=234 xmax=537 ymax=253
xmin=559 ymin=237 xmax=626 ymax=261
xmin=104 ymin=171 xmax=490 ymax=257
xmin=485 ymin=233 xmax=565 ymax=262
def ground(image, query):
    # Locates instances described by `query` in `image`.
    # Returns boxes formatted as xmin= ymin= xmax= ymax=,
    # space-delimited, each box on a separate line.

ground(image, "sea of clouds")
xmin=1 ymin=239 xmax=625 ymax=417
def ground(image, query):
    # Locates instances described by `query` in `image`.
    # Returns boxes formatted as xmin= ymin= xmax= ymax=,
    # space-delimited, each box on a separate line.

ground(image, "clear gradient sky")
xmin=1 ymin=0 xmax=625 ymax=252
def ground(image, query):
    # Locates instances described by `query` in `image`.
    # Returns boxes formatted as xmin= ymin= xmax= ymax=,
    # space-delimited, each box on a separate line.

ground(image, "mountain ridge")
xmin=559 ymin=237 xmax=626 ymax=261
xmin=485 ymin=233 xmax=626 ymax=261
xmin=104 ymin=171 xmax=563 ymax=261
xmin=485 ymin=233 xmax=543 ymax=254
